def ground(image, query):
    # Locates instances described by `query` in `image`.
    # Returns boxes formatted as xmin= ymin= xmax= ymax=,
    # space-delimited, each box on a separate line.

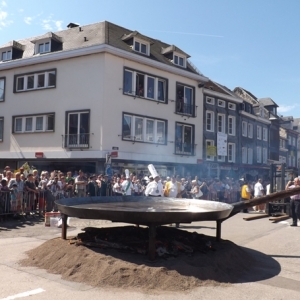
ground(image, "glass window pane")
xmin=37 ymin=74 xmax=45 ymax=88
xmin=25 ymin=118 xmax=33 ymax=131
xmin=179 ymin=57 xmax=184 ymax=66
xmin=7 ymin=50 xmax=11 ymax=59
xmin=48 ymin=72 xmax=56 ymax=87
xmin=17 ymin=77 xmax=24 ymax=91
xmin=47 ymin=115 xmax=54 ymax=131
xmin=135 ymin=117 xmax=143 ymax=141
xmin=0 ymin=118 xmax=3 ymax=141
xmin=147 ymin=77 xmax=155 ymax=99
xmin=141 ymin=44 xmax=147 ymax=54
xmin=136 ymin=74 xmax=144 ymax=97
xmin=124 ymin=70 xmax=133 ymax=94
xmin=39 ymin=44 xmax=44 ymax=53
xmin=45 ymin=42 xmax=50 ymax=52
xmin=175 ymin=124 xmax=183 ymax=152
xmin=157 ymin=80 xmax=165 ymax=101
xmin=15 ymin=119 xmax=22 ymax=132
xmin=2 ymin=52 xmax=6 ymax=61
xmin=174 ymin=55 xmax=178 ymax=64
xmin=36 ymin=116 xmax=43 ymax=130
xmin=0 ymin=79 xmax=4 ymax=101
xmin=27 ymin=75 xmax=34 ymax=89
xmin=146 ymin=120 xmax=154 ymax=142
xmin=122 ymin=115 xmax=131 ymax=139
xmin=134 ymin=41 xmax=140 ymax=52
xmin=157 ymin=121 xmax=165 ymax=143
xmin=183 ymin=126 xmax=192 ymax=153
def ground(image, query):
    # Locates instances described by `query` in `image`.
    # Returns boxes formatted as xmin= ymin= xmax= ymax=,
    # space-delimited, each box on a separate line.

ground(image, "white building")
xmin=0 ymin=21 xmax=208 ymax=176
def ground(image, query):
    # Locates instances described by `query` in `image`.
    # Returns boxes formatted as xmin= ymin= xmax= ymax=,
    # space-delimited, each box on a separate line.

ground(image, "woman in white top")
xmin=189 ymin=180 xmax=202 ymax=199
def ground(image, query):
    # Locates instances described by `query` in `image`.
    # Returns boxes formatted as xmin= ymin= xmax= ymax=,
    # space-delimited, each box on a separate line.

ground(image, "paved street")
xmin=1 ymin=213 xmax=300 ymax=300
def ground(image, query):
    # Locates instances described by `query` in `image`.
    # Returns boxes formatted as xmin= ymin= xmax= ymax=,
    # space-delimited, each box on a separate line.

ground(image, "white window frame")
xmin=123 ymin=69 xmax=167 ymax=102
xmin=242 ymin=121 xmax=247 ymax=137
xmin=263 ymin=147 xmax=268 ymax=164
xmin=228 ymin=103 xmax=236 ymax=110
xmin=242 ymin=147 xmax=247 ymax=164
xmin=1 ymin=49 xmax=12 ymax=61
xmin=122 ymin=114 xmax=166 ymax=144
xmin=206 ymin=111 xmax=214 ymax=132
xmin=257 ymin=146 xmax=262 ymax=163
xmin=217 ymin=155 xmax=225 ymax=162
xmin=263 ymin=127 xmax=268 ymax=141
xmin=248 ymin=123 xmax=253 ymax=138
xmin=257 ymin=125 xmax=262 ymax=140
xmin=173 ymin=52 xmax=186 ymax=68
xmin=228 ymin=116 xmax=236 ymax=136
xmin=218 ymin=99 xmax=225 ymax=108
xmin=217 ymin=113 xmax=225 ymax=133
xmin=247 ymin=148 xmax=253 ymax=164
xmin=36 ymin=39 xmax=51 ymax=54
xmin=15 ymin=69 xmax=56 ymax=92
xmin=206 ymin=96 xmax=215 ymax=105
xmin=133 ymin=38 xmax=150 ymax=56
xmin=13 ymin=114 xmax=54 ymax=133
xmin=206 ymin=139 xmax=215 ymax=161
xmin=228 ymin=143 xmax=236 ymax=163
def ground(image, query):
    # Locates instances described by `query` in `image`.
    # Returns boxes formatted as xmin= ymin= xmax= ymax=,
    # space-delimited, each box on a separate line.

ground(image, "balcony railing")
xmin=175 ymin=100 xmax=196 ymax=117
xmin=62 ymin=133 xmax=90 ymax=149
xmin=174 ymin=142 xmax=196 ymax=156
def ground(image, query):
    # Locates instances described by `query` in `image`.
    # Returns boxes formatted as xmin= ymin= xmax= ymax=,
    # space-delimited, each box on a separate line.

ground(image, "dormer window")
xmin=1 ymin=50 xmax=12 ymax=61
xmin=38 ymin=41 xmax=50 ymax=54
xmin=173 ymin=52 xmax=186 ymax=67
xmin=133 ymin=38 xmax=149 ymax=55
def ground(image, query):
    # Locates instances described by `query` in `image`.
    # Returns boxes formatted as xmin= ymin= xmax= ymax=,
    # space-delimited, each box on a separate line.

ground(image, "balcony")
xmin=174 ymin=142 xmax=196 ymax=156
xmin=62 ymin=133 xmax=90 ymax=149
xmin=175 ymin=100 xmax=196 ymax=117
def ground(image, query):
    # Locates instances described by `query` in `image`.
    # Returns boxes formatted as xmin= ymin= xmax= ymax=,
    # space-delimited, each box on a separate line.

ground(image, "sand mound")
xmin=20 ymin=226 xmax=256 ymax=292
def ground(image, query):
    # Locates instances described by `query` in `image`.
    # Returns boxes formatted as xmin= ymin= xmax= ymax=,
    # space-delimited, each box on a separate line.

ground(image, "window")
xmin=242 ymin=121 xmax=247 ymax=137
xmin=248 ymin=148 xmax=253 ymax=164
xmin=292 ymin=137 xmax=296 ymax=146
xmin=13 ymin=113 xmax=54 ymax=133
xmin=263 ymin=127 xmax=268 ymax=141
xmin=228 ymin=143 xmax=236 ymax=162
xmin=175 ymin=123 xmax=194 ymax=155
xmin=263 ymin=148 xmax=267 ymax=164
xmin=257 ymin=146 xmax=262 ymax=163
xmin=228 ymin=103 xmax=236 ymax=110
xmin=242 ymin=147 xmax=247 ymax=164
xmin=1 ymin=50 xmax=12 ymax=61
xmin=288 ymin=136 xmax=291 ymax=145
xmin=173 ymin=53 xmax=186 ymax=67
xmin=206 ymin=96 xmax=215 ymax=105
xmin=66 ymin=110 xmax=89 ymax=148
xmin=280 ymin=139 xmax=286 ymax=149
xmin=248 ymin=123 xmax=253 ymax=138
xmin=0 ymin=117 xmax=3 ymax=141
xmin=123 ymin=68 xmax=167 ymax=102
xmin=133 ymin=39 xmax=149 ymax=55
xmin=217 ymin=114 xmax=225 ymax=133
xmin=122 ymin=113 xmax=166 ymax=145
xmin=206 ymin=111 xmax=214 ymax=132
xmin=218 ymin=99 xmax=225 ymax=107
xmin=257 ymin=125 xmax=262 ymax=140
xmin=14 ymin=69 xmax=56 ymax=92
xmin=38 ymin=42 xmax=50 ymax=54
xmin=176 ymin=83 xmax=195 ymax=116
xmin=218 ymin=155 xmax=225 ymax=162
xmin=228 ymin=116 xmax=235 ymax=136
xmin=0 ymin=77 xmax=5 ymax=102
xmin=206 ymin=140 xmax=215 ymax=161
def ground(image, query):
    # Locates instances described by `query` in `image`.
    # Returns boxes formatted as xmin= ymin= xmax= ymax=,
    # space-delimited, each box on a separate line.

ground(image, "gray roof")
xmin=0 ymin=21 xmax=199 ymax=75
xmin=257 ymin=97 xmax=278 ymax=107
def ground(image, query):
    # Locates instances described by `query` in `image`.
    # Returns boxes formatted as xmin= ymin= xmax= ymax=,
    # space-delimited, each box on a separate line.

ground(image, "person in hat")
xmin=145 ymin=174 xmax=163 ymax=197
xmin=87 ymin=175 xmax=98 ymax=197
xmin=121 ymin=171 xmax=133 ymax=196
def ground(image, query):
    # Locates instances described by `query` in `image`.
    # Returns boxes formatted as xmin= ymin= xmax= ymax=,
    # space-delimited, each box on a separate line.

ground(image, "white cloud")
xmin=55 ymin=20 xmax=63 ymax=31
xmin=24 ymin=16 xmax=32 ymax=25
xmin=277 ymin=105 xmax=297 ymax=114
xmin=1 ymin=1 xmax=7 ymax=7
xmin=41 ymin=16 xmax=63 ymax=31
xmin=0 ymin=9 xmax=13 ymax=29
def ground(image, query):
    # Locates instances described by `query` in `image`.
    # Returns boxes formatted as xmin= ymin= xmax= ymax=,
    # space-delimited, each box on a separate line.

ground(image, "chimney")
xmin=67 ymin=22 xmax=80 ymax=29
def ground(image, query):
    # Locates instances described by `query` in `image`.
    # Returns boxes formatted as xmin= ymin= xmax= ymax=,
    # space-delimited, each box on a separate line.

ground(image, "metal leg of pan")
xmin=61 ymin=213 xmax=68 ymax=240
xmin=216 ymin=220 xmax=222 ymax=241
xmin=148 ymin=224 xmax=156 ymax=261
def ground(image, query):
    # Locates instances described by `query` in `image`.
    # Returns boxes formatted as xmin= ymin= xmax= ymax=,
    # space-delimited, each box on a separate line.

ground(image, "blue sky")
xmin=1 ymin=0 xmax=300 ymax=116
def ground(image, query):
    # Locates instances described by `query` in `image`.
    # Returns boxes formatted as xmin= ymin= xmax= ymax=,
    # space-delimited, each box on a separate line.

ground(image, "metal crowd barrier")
xmin=0 ymin=190 xmax=73 ymax=218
